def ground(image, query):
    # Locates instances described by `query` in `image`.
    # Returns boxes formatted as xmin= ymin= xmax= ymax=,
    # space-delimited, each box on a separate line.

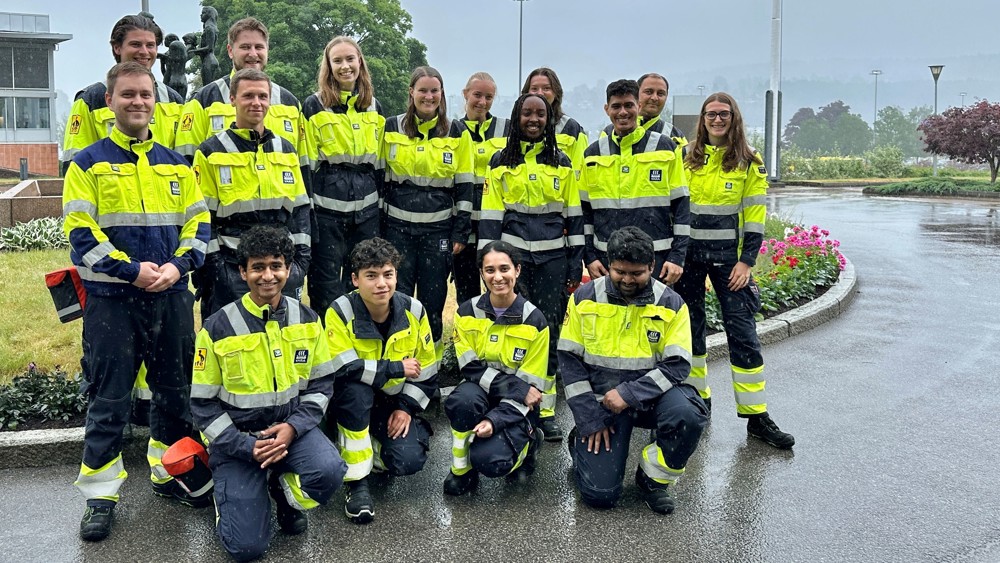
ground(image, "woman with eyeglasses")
xmin=674 ymin=92 xmax=795 ymax=450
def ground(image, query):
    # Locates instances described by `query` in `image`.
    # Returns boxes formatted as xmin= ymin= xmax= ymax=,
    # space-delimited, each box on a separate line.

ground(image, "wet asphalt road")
xmin=2 ymin=186 xmax=999 ymax=562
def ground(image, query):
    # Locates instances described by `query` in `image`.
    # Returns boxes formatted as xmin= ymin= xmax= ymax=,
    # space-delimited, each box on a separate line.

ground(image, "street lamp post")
xmin=514 ymin=0 xmax=529 ymax=88
xmin=698 ymin=85 xmax=705 ymax=97
xmin=929 ymin=65 xmax=944 ymax=176
xmin=870 ymin=69 xmax=882 ymax=145
xmin=960 ymin=91 xmax=967 ymax=107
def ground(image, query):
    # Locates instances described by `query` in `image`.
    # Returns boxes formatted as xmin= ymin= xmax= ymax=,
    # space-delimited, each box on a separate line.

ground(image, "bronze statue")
xmin=188 ymin=6 xmax=221 ymax=85
xmin=158 ymin=33 xmax=189 ymax=99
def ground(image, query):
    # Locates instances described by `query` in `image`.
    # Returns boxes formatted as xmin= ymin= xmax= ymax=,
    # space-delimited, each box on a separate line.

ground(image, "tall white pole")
xmin=765 ymin=0 xmax=782 ymax=180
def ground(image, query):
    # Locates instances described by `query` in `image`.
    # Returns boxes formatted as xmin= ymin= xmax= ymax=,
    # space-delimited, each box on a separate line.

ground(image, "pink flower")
xmin=821 ymin=229 xmax=830 ymax=236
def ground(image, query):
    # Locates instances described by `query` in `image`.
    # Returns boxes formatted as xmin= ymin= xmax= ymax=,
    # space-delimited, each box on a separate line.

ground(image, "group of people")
xmin=61 ymin=12 xmax=796 ymax=562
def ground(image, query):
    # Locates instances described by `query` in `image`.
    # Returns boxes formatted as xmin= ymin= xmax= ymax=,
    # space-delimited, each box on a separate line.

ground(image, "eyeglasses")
xmin=704 ymin=111 xmax=732 ymax=121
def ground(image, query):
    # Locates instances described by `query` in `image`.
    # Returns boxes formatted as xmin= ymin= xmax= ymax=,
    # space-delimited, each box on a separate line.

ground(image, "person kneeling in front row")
xmin=560 ymin=226 xmax=708 ymax=514
xmin=191 ymin=225 xmax=346 ymax=561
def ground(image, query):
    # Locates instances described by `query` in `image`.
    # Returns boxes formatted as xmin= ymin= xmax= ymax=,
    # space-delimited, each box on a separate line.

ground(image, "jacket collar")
xmin=109 ymin=124 xmax=154 ymax=154
xmin=601 ymin=276 xmax=656 ymax=306
xmin=474 ymin=292 xmax=528 ymax=325
xmin=240 ymin=292 xmax=287 ymax=323
xmin=349 ymin=291 xmax=411 ymax=339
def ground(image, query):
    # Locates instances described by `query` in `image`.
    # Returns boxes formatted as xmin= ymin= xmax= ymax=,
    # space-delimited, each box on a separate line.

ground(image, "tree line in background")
xmin=783 ymin=100 xmax=930 ymax=157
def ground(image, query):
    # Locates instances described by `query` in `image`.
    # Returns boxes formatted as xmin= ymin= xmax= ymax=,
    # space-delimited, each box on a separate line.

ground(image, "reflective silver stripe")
xmin=57 ymin=303 xmax=82 ymax=318
xmin=472 ymin=306 xmax=488 ymax=320
xmin=743 ymin=195 xmax=768 ymax=207
xmin=187 ymin=478 xmax=215 ymax=498
xmin=333 ymin=295 xmax=355 ymax=325
xmin=661 ymin=344 xmax=692 ymax=363
xmin=361 ymin=360 xmax=377 ymax=386
xmin=75 ymin=266 xmax=129 ymax=284
xmin=206 ymin=239 xmax=221 ymax=254
xmin=652 ymin=282 xmax=666 ymax=304
xmin=316 ymin=152 xmax=378 ymax=166
xmin=311 ymin=359 xmax=336 ymax=379
xmin=505 ymin=201 xmax=565 ymax=215
xmin=597 ymin=135 xmax=611 ymax=155
xmin=204 ymin=196 xmax=221 ymax=212
xmin=690 ymin=228 xmax=738 ymax=240
xmin=639 ymin=443 xmax=683 ymax=484
xmin=313 ymin=191 xmax=379 ymax=213
xmin=179 ymin=237 xmax=208 ymax=254
xmin=455 ymin=200 xmax=473 ymax=212
xmin=133 ymin=386 xmax=152 ymax=400
xmin=217 ymin=131 xmax=240 ymax=153
xmin=186 ymin=200 xmax=209 ymax=219
xmin=479 ymin=367 xmax=501 ymax=392
xmin=673 ymin=224 xmax=691 ymax=236
xmin=98 ymin=212 xmax=186 ymax=228
xmin=500 ymin=398 xmax=530 ymax=417
xmin=401 ymin=383 xmax=431 ymax=409
xmin=735 ymin=390 xmax=767 ymax=406
xmin=408 ymin=298 xmax=424 ymax=320
xmin=557 ymin=338 xmax=585 ymax=355
xmin=218 ymin=235 xmax=241 ymax=250
xmin=484 ymin=360 xmax=516 ymax=375
xmin=384 ymin=204 xmax=451 ymax=223
xmin=566 ymin=234 xmax=586 ymax=246
xmin=589 ymin=196 xmax=672 ymax=210
xmin=691 ymin=202 xmax=740 ymax=215
xmin=515 ymin=370 xmax=553 ymax=391
xmin=479 ymin=209 xmax=505 ymax=221
xmin=583 ymin=224 xmax=595 ymax=236
xmin=566 ymin=205 xmax=583 ymax=217
xmin=413 ymin=361 xmax=439 ymax=382
xmin=683 ymin=375 xmax=708 ymax=391
xmin=285 ymin=301 xmax=301 ymax=326
xmin=670 ymin=185 xmax=689 ymax=199
xmin=744 ymin=222 xmax=765 ymax=234
xmin=291 ymin=232 xmax=310 ymax=246
xmin=155 ymin=80 xmax=169 ymax=102
xmin=215 ymin=197 xmax=294 ymax=219
xmin=384 ymin=171 xmax=454 ymax=188
xmin=382 ymin=378 xmax=404 ymax=395
xmin=732 ymin=371 xmax=765 ymax=384
xmin=584 ymin=353 xmax=656 ymax=370
xmin=300 ymin=392 xmax=330 ymax=411
xmin=191 ymin=383 xmax=221 ymax=399
xmin=594 ymin=277 xmax=609 ymax=303
xmin=217 ymin=386 xmax=299 ymax=408
xmin=691 ymin=355 xmax=707 ymax=368
xmin=64 ymin=199 xmax=98 ymax=216
xmin=75 ymin=456 xmax=125 ymax=499
xmin=564 ymin=380 xmax=595 ymax=399
xmin=214 ymin=77 xmax=230 ymax=100
xmin=223 ymin=304 xmax=251 ymax=336
xmin=643 ymin=369 xmax=674 ymax=393
xmin=540 ymin=393 xmax=556 ymax=409
xmin=500 ymin=233 xmax=565 ymax=253
xmin=455 ymin=172 xmax=475 ymax=184
xmin=642 ymin=133 xmax=660 ymax=154
xmin=594 ymin=238 xmax=672 ymax=252
xmin=203 ymin=413 xmax=235 ymax=442
xmin=81 ymin=241 xmax=116 ymax=267
xmin=457 ymin=349 xmax=478 ymax=369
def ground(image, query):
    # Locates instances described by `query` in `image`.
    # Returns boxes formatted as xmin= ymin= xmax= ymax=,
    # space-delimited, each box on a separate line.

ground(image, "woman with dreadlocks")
xmin=521 ymin=67 xmax=588 ymax=174
xmin=478 ymin=92 xmax=584 ymax=440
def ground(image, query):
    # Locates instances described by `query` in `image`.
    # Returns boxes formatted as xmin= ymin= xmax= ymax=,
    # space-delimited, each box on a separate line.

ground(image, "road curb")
xmin=0 ymin=258 xmax=858 ymax=471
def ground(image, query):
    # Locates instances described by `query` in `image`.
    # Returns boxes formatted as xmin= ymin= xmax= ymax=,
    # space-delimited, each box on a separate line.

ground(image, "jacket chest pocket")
xmin=154 ymin=103 xmax=181 ymax=146
xmin=633 ymin=152 xmax=673 ymax=194
xmin=502 ymin=324 xmax=537 ymax=368
xmin=282 ymin=323 xmax=320 ymax=382
xmin=583 ymin=158 xmax=616 ymax=199
xmin=214 ymin=334 xmax=265 ymax=392
xmin=262 ymin=151 xmax=302 ymax=199
xmin=351 ymin=335 xmax=382 ymax=360
xmin=636 ymin=311 xmax=670 ymax=358
xmin=92 ymin=162 xmax=139 ymax=213
xmin=388 ymin=330 xmax=417 ymax=360
xmin=149 ymin=164 xmax=191 ymax=214
xmin=579 ymin=306 xmax=618 ymax=356
xmin=207 ymin=152 xmax=257 ymax=205
xmin=715 ymin=169 xmax=748 ymax=205
xmin=267 ymin=105 xmax=301 ymax=146
xmin=94 ymin=108 xmax=115 ymax=138
xmin=556 ymin=133 xmax=576 ymax=157
xmin=206 ymin=105 xmax=236 ymax=135
xmin=417 ymin=137 xmax=462 ymax=180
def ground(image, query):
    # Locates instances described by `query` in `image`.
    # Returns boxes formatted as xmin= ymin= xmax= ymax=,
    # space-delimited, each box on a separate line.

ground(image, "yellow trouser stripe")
xmin=337 ymin=424 xmax=373 ymax=481
xmin=146 ymin=438 xmax=172 ymax=483
xmin=450 ymin=429 xmax=473 ymax=475
xmin=685 ymin=354 xmax=711 ymax=399
xmin=279 ymin=472 xmax=318 ymax=510
xmin=732 ymin=364 xmax=766 ymax=415
xmin=540 ymin=383 xmax=557 ymax=419
xmin=639 ymin=442 xmax=685 ymax=485
xmin=75 ymin=454 xmax=128 ymax=501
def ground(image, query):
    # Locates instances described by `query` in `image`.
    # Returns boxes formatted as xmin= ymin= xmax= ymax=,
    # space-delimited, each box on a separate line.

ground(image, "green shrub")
xmin=0 ymin=217 xmax=69 ymax=252
xmin=866 ymin=146 xmax=905 ymax=178
xmin=869 ymin=178 xmax=999 ymax=194
xmin=0 ymin=366 xmax=86 ymax=430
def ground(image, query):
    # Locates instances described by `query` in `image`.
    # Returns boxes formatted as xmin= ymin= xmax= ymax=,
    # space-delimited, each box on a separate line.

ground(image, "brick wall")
xmin=0 ymin=144 xmax=60 ymax=177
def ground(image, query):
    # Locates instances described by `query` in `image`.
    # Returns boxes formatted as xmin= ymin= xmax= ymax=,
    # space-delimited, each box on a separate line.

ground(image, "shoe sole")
xmin=346 ymin=507 xmax=374 ymax=524
xmin=643 ymin=499 xmax=676 ymax=515
xmin=747 ymin=432 xmax=795 ymax=449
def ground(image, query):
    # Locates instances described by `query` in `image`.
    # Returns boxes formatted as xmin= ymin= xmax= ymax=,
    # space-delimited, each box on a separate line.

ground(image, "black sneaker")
xmin=538 ymin=417 xmax=565 ymax=442
xmin=269 ymin=474 xmax=308 ymax=535
xmin=747 ymin=413 xmax=795 ymax=449
xmin=508 ymin=428 xmax=543 ymax=483
xmin=635 ymin=467 xmax=675 ymax=515
xmin=345 ymin=478 xmax=374 ymax=524
xmin=152 ymin=479 xmax=213 ymax=508
xmin=443 ymin=470 xmax=479 ymax=495
xmin=80 ymin=503 xmax=114 ymax=542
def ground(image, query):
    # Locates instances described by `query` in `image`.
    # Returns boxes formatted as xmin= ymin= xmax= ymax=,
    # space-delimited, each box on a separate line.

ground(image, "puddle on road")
xmin=920 ymin=206 xmax=1000 ymax=247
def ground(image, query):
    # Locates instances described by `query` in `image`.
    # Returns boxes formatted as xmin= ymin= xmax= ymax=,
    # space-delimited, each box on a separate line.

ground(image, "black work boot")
xmin=345 ymin=478 xmax=374 ymax=524
xmin=80 ymin=502 xmax=115 ymax=542
xmin=747 ymin=412 xmax=795 ymax=449
xmin=538 ymin=417 xmax=565 ymax=442
xmin=635 ymin=467 xmax=675 ymax=515
xmin=443 ymin=470 xmax=479 ymax=496
xmin=152 ymin=479 xmax=213 ymax=508
xmin=508 ymin=427 xmax=543 ymax=483
xmin=269 ymin=473 xmax=308 ymax=535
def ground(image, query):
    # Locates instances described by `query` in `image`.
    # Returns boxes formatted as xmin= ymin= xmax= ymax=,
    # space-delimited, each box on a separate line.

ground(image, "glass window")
xmin=34 ymin=16 xmax=49 ymax=33
xmin=12 ymin=47 xmax=48 ymax=89
xmin=9 ymin=15 xmax=22 ymax=32
xmin=10 ymin=97 xmax=49 ymax=129
xmin=0 ymin=98 xmax=10 ymax=129
xmin=0 ymin=46 xmax=11 ymax=88
xmin=20 ymin=15 xmax=35 ymax=33
xmin=0 ymin=14 xmax=10 ymax=32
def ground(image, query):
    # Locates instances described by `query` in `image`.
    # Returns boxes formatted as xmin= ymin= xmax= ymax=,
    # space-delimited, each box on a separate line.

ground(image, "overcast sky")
xmin=6 ymin=0 xmax=997 ymax=128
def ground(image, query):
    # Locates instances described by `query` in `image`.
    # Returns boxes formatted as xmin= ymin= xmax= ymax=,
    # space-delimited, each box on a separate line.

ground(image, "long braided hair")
xmin=494 ymin=93 xmax=560 ymax=168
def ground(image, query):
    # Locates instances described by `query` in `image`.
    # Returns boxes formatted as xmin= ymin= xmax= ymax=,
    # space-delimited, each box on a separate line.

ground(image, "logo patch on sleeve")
xmin=425 ymin=333 xmax=431 ymax=344
xmin=69 ymin=115 xmax=82 ymax=135
xmin=180 ymin=113 xmax=194 ymax=132
xmin=478 ymin=148 xmax=485 ymax=154
xmin=284 ymin=120 xmax=293 ymax=133
xmin=170 ymin=181 xmax=180 ymax=196
xmin=193 ymin=348 xmax=207 ymax=371
xmin=489 ymin=334 xmax=499 ymax=343
xmin=649 ymin=169 xmax=662 ymax=182
xmin=256 ymin=164 xmax=265 ymax=170
xmin=646 ymin=330 xmax=661 ymax=343
xmin=294 ymin=349 xmax=309 ymax=364
xmin=282 ymin=171 xmax=295 ymax=184
xmin=443 ymin=152 xmax=453 ymax=165
xmin=512 ymin=347 xmax=527 ymax=362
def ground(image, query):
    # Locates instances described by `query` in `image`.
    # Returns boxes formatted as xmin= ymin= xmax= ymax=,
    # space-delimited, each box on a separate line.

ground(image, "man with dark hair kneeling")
xmin=191 ymin=224 xmax=346 ymax=561
xmin=559 ymin=226 xmax=708 ymax=514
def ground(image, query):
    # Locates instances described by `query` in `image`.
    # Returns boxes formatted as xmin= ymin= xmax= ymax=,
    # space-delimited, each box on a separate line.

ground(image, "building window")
xmin=12 ymin=47 xmax=48 ymax=89
xmin=0 ymin=97 xmax=49 ymax=129
xmin=0 ymin=46 xmax=11 ymax=88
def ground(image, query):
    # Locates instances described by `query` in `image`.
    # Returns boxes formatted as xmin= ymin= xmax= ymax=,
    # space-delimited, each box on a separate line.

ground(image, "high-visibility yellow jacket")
xmin=685 ymin=145 xmax=767 ymax=266
xmin=193 ymin=126 xmax=311 ymax=288
xmin=448 ymin=114 xmax=510 ymax=237
xmin=479 ymin=141 xmax=584 ymax=281
xmin=554 ymin=115 xmax=588 ymax=173
xmin=191 ymin=294 xmax=334 ymax=460
xmin=602 ymin=115 xmax=688 ymax=150
xmin=62 ymin=125 xmax=210 ymax=297
xmin=61 ymin=80 xmax=185 ymax=174
xmin=557 ymin=276 xmax=692 ymax=436
xmin=302 ymin=91 xmax=384 ymax=219
xmin=581 ymin=126 xmax=690 ymax=266
xmin=381 ymin=115 xmax=476 ymax=242
xmin=175 ymin=73 xmax=306 ymax=166
xmin=453 ymin=293 xmax=550 ymax=431
xmin=325 ymin=291 xmax=439 ymax=414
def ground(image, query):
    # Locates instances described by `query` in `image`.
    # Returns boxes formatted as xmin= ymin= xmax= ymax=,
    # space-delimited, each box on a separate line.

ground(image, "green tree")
xmin=874 ymin=105 xmax=926 ymax=157
xmin=201 ymin=0 xmax=427 ymax=114
xmin=787 ymin=100 xmax=871 ymax=155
